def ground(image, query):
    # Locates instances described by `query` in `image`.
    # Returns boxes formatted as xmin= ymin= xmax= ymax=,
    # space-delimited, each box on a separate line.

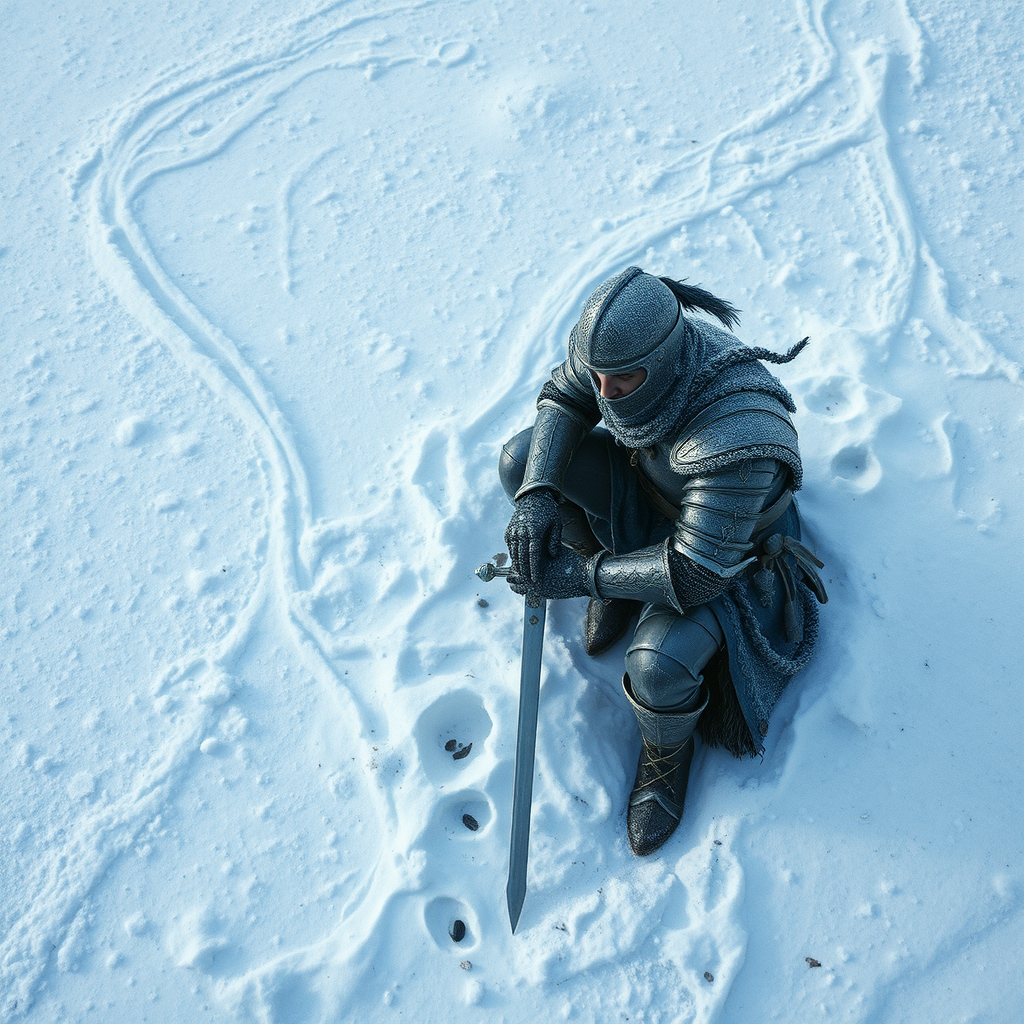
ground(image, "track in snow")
xmin=4 ymin=0 xmax=1021 ymax=1020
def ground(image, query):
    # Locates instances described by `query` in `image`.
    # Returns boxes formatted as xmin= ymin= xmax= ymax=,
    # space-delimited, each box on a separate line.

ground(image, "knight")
xmin=499 ymin=267 xmax=827 ymax=855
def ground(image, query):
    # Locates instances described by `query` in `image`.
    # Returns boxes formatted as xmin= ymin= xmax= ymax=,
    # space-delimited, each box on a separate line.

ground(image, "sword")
xmin=476 ymin=561 xmax=546 ymax=933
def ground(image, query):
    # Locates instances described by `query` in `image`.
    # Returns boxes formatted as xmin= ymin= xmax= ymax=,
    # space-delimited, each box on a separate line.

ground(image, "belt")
xmin=753 ymin=532 xmax=829 ymax=641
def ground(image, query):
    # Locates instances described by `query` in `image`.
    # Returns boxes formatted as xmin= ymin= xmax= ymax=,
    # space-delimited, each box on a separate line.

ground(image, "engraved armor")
xmin=500 ymin=266 xmax=824 ymax=854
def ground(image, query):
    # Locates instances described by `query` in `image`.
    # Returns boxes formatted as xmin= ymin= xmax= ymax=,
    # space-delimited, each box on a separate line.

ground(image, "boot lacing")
xmin=635 ymin=739 xmax=688 ymax=792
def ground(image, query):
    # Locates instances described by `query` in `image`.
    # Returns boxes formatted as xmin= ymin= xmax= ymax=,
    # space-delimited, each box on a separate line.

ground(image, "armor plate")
xmin=671 ymin=391 xmax=800 ymax=480
xmin=515 ymin=401 xmax=591 ymax=499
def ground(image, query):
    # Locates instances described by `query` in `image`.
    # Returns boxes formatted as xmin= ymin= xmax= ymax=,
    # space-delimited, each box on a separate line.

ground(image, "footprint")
xmin=434 ymin=790 xmax=493 ymax=838
xmin=436 ymin=41 xmax=473 ymax=67
xmin=413 ymin=689 xmax=492 ymax=785
xmin=945 ymin=417 xmax=1004 ymax=531
xmin=423 ymin=896 xmax=478 ymax=951
xmin=803 ymin=374 xmax=858 ymax=420
xmin=166 ymin=904 xmax=247 ymax=977
xmin=830 ymin=443 xmax=882 ymax=493
xmin=658 ymin=876 xmax=692 ymax=932
xmin=655 ymin=838 xmax=746 ymax=1019
xmin=253 ymin=967 xmax=323 ymax=1023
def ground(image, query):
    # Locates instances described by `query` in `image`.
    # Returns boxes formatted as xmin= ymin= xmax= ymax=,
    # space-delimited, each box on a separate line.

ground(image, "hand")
xmin=508 ymin=548 xmax=594 ymax=601
xmin=504 ymin=489 xmax=563 ymax=584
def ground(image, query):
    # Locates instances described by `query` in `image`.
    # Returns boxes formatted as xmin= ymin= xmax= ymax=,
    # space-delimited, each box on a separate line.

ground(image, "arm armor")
xmin=516 ymin=348 xmax=600 ymax=500
xmin=671 ymin=391 xmax=802 ymax=489
xmin=592 ymin=460 xmax=790 ymax=609
xmin=591 ymin=541 xmax=683 ymax=611
xmin=514 ymin=400 xmax=592 ymax=500
xmin=671 ymin=459 xmax=784 ymax=576
xmin=590 ymin=539 xmax=753 ymax=611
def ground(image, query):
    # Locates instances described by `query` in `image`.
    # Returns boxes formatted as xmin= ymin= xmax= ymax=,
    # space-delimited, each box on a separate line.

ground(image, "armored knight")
xmin=499 ymin=267 xmax=826 ymax=856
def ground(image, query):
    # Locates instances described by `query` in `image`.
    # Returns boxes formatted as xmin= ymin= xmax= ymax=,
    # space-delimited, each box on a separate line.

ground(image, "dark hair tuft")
xmin=658 ymin=276 xmax=741 ymax=331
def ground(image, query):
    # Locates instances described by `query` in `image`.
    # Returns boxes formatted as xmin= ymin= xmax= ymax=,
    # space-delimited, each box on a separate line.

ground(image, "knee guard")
xmin=625 ymin=604 xmax=723 ymax=712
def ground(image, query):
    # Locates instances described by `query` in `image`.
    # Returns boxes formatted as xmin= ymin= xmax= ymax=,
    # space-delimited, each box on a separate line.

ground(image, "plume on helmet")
xmin=658 ymin=277 xmax=741 ymax=331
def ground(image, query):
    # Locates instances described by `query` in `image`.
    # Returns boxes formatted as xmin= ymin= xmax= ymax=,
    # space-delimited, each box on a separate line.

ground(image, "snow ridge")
xmin=2 ymin=0 xmax=1022 ymax=1020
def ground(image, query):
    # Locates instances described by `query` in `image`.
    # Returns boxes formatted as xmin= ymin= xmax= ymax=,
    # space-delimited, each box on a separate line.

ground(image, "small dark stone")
xmin=704 ymin=972 xmax=714 ymax=983
xmin=713 ymin=840 xmax=722 ymax=846
xmin=452 ymin=742 xmax=473 ymax=760
xmin=450 ymin=919 xmax=466 ymax=942
xmin=462 ymin=813 xmax=479 ymax=831
xmin=444 ymin=739 xmax=457 ymax=752
xmin=805 ymin=957 xmax=822 ymax=968
xmin=477 ymin=598 xmax=489 ymax=608
xmin=459 ymin=960 xmax=472 ymax=971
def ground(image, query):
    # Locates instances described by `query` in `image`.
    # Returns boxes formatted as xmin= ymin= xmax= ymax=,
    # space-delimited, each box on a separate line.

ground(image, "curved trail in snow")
xmin=1 ymin=5 xmax=435 ymax=1016
xmin=4 ymin=0 xmax=1020 ymax=1019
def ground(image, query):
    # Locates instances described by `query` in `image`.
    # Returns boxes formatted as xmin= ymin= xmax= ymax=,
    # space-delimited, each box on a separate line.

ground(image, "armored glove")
xmin=508 ymin=547 xmax=594 ymax=601
xmin=505 ymin=488 xmax=563 ymax=584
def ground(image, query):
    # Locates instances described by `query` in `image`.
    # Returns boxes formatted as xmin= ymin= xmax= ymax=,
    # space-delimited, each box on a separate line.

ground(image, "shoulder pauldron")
xmin=671 ymin=392 xmax=801 ymax=484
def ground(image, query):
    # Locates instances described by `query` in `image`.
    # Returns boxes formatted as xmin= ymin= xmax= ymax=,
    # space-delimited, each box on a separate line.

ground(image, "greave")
xmin=623 ymin=675 xmax=708 ymax=856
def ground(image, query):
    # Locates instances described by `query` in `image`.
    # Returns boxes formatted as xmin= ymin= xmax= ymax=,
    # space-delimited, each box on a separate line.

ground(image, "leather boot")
xmin=585 ymin=598 xmax=640 ymax=656
xmin=623 ymin=675 xmax=708 ymax=856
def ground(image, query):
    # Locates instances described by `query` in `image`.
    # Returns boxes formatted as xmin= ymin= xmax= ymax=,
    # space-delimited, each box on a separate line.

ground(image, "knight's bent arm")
xmin=515 ymin=355 xmax=600 ymax=500
xmin=592 ymin=459 xmax=788 ymax=610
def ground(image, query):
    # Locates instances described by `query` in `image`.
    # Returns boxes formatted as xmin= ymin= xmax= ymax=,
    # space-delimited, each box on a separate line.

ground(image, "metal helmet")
xmin=571 ymin=267 xmax=682 ymax=373
xmin=570 ymin=267 xmax=689 ymax=434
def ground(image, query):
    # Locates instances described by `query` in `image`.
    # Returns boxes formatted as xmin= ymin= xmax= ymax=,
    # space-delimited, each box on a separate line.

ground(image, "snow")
xmin=2 ymin=0 xmax=1022 ymax=1020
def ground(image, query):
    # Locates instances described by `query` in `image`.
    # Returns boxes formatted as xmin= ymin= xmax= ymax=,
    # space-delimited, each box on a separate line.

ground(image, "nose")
xmin=598 ymin=376 xmax=621 ymax=399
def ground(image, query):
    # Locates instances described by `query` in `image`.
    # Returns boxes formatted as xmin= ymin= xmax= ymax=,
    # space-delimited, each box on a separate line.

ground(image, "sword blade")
xmin=506 ymin=592 xmax=546 ymax=933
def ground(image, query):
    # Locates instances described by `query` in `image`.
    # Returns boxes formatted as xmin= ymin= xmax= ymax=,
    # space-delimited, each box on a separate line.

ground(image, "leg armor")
xmin=625 ymin=602 xmax=724 ymax=712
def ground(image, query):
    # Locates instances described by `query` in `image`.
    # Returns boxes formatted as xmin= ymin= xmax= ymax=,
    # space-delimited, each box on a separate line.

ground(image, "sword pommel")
xmin=476 ymin=562 xmax=511 ymax=583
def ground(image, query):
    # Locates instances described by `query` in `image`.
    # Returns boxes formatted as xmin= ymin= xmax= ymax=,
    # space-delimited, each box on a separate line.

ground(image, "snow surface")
xmin=2 ymin=0 xmax=1022 ymax=1020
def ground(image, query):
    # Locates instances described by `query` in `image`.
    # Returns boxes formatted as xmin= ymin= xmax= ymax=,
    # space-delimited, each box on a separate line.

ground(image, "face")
xmin=591 ymin=368 xmax=647 ymax=399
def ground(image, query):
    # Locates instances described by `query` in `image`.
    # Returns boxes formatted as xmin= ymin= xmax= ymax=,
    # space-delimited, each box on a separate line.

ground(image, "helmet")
xmin=570 ymin=267 xmax=683 ymax=374
xmin=570 ymin=267 xmax=688 ymax=432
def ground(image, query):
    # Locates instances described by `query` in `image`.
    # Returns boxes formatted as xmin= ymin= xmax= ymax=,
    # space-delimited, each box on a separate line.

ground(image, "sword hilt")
xmin=476 ymin=562 xmax=512 ymax=583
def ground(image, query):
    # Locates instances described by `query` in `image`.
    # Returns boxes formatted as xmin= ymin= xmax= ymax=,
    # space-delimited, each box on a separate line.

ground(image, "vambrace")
xmin=592 ymin=541 xmax=734 ymax=611
xmin=591 ymin=541 xmax=685 ymax=613
xmin=515 ymin=400 xmax=591 ymax=500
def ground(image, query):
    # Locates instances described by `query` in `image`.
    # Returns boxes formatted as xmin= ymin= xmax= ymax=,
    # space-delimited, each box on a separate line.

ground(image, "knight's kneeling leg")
xmin=622 ymin=604 xmax=723 ymax=856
